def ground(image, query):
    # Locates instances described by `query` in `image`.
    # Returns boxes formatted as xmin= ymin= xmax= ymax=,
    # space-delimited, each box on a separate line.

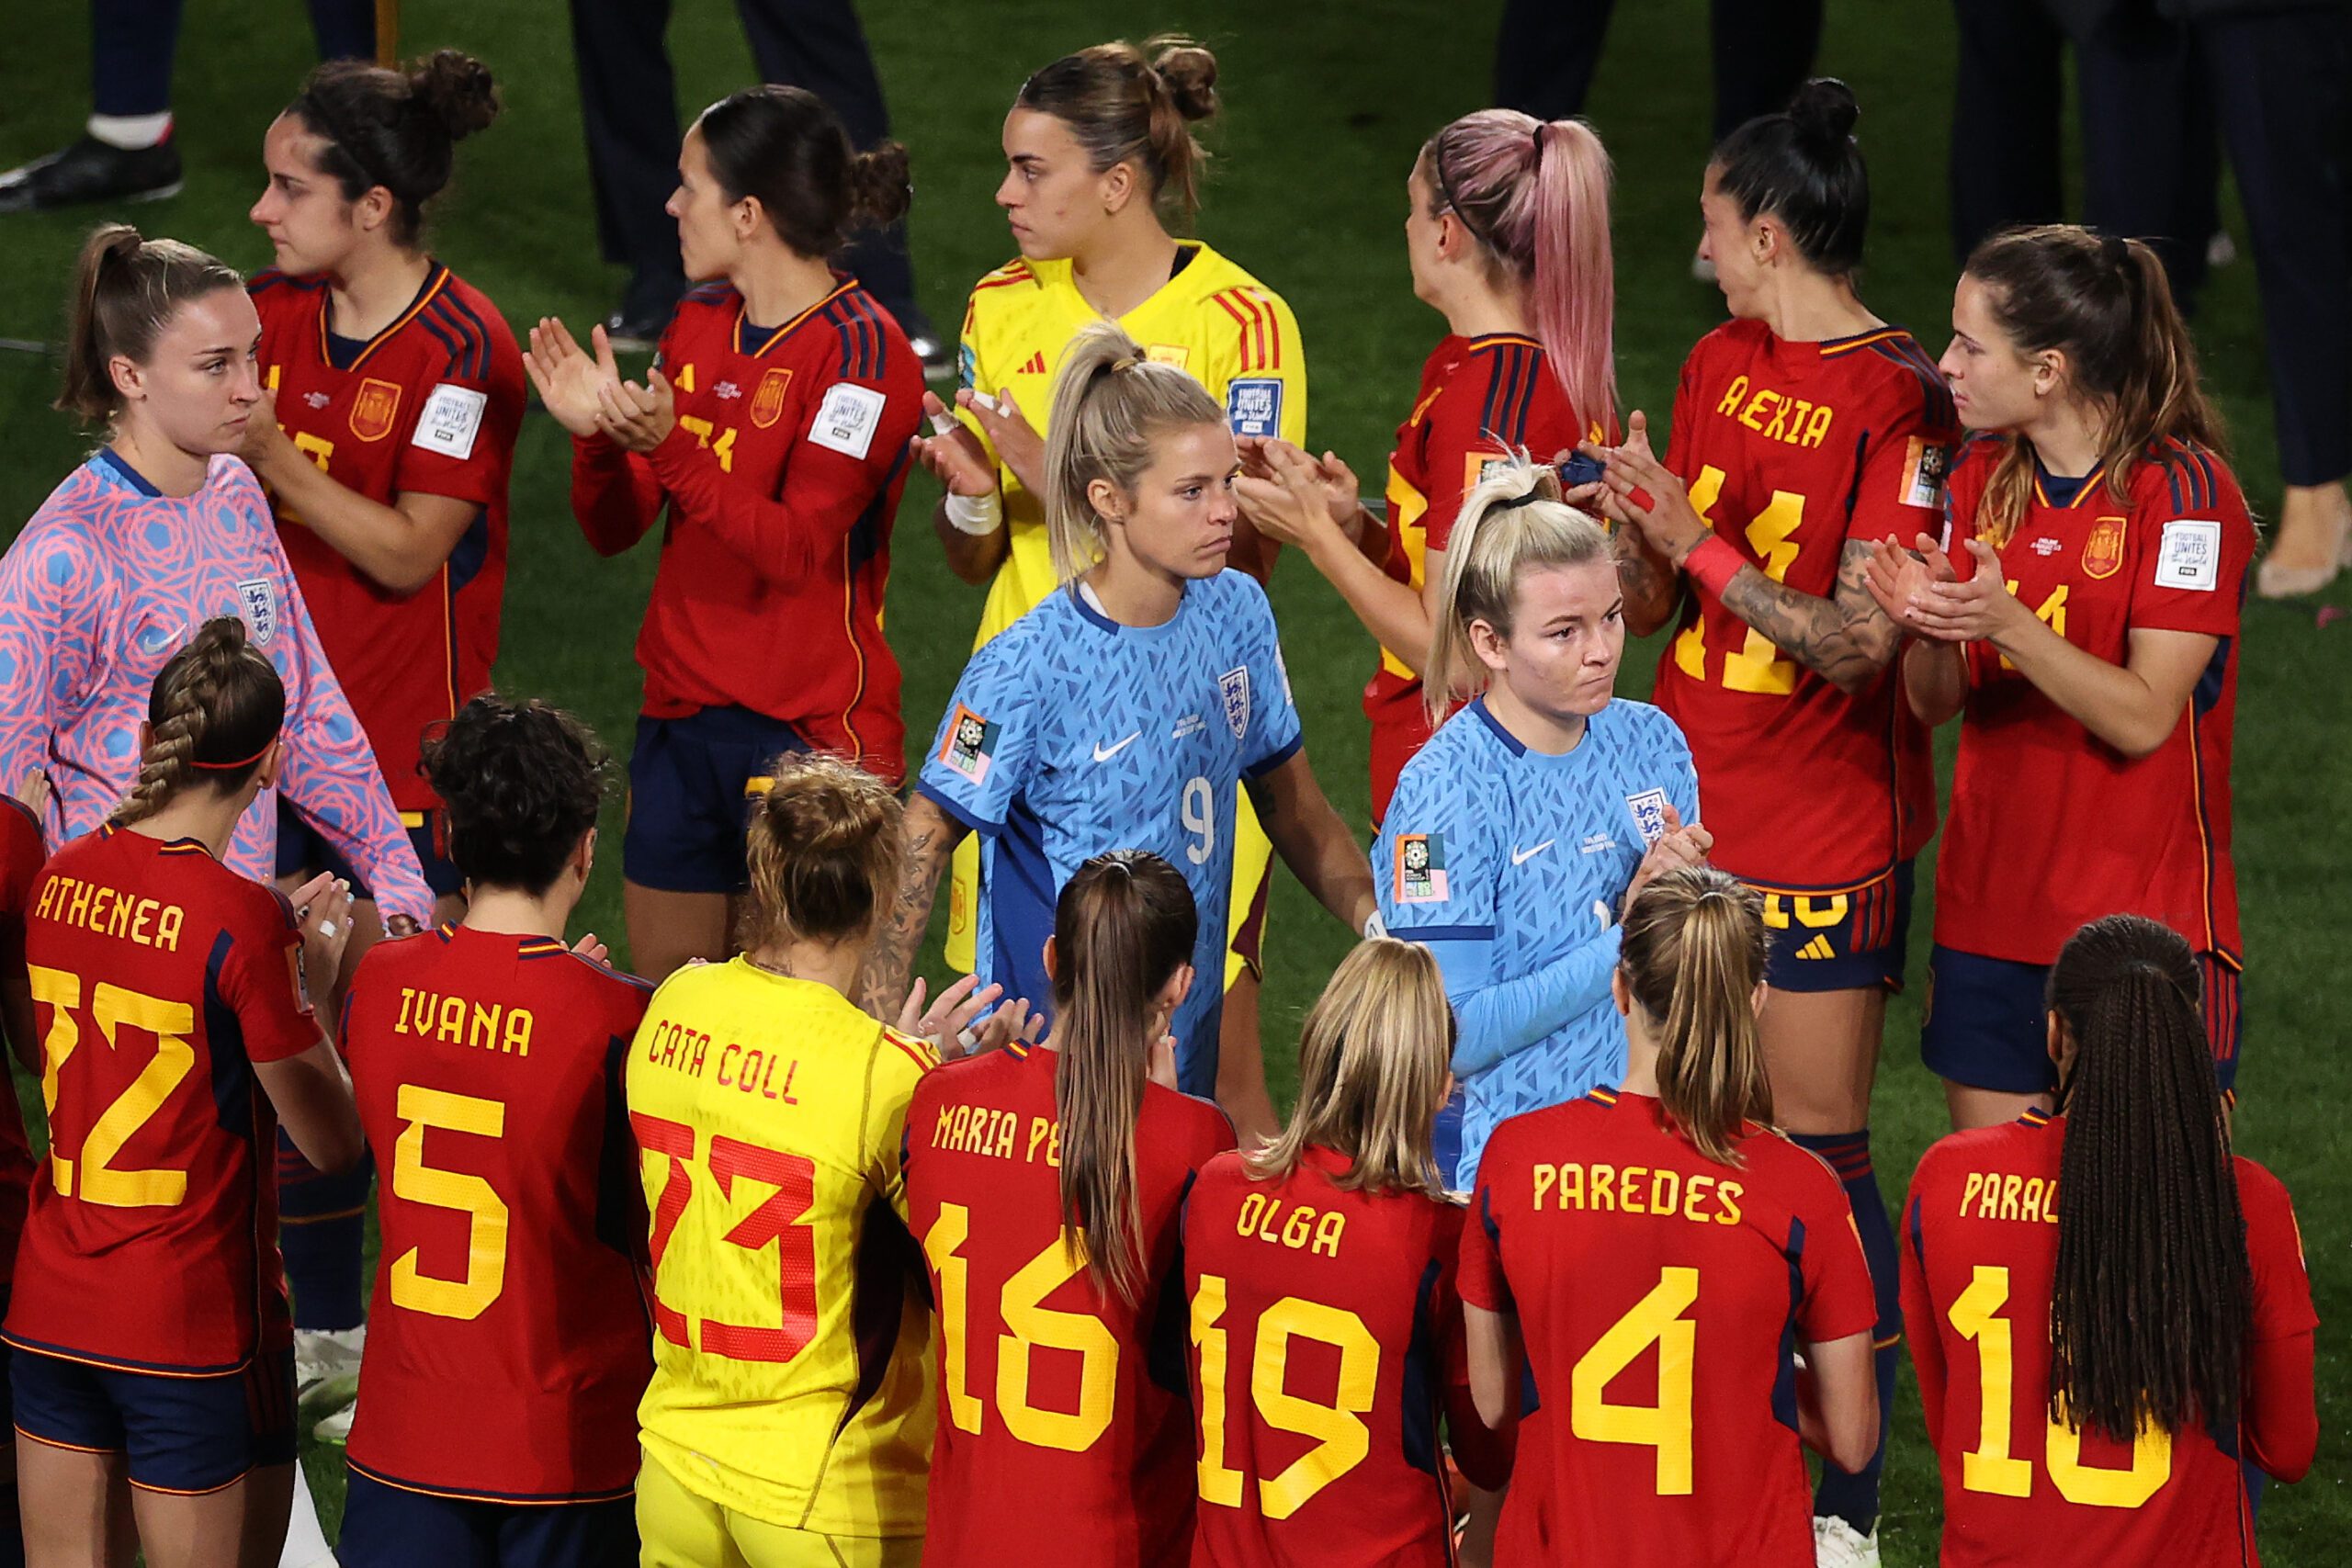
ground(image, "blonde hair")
xmin=1422 ymin=455 xmax=1612 ymax=725
xmin=1617 ymin=865 xmax=1773 ymax=1166
xmin=738 ymin=754 xmax=903 ymax=953
xmin=1248 ymin=939 xmax=1454 ymax=1198
xmin=113 ymin=618 xmax=284 ymax=826
xmin=1041 ymin=321 xmax=1227 ymax=584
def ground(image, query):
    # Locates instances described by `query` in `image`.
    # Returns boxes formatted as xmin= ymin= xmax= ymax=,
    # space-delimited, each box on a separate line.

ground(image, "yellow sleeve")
xmin=954 ymin=288 xmax=1001 ymax=469
xmin=1269 ymin=289 xmax=1308 ymax=449
xmin=865 ymin=1030 xmax=936 ymax=1224
xmin=1194 ymin=280 xmax=1307 ymax=452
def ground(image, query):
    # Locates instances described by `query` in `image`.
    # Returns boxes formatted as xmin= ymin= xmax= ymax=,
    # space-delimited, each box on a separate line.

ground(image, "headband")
xmin=190 ymin=739 xmax=276 ymax=772
xmin=1432 ymin=143 xmax=1498 ymax=254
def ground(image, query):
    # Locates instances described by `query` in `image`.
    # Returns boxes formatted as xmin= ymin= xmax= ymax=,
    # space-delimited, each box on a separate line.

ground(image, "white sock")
xmin=279 ymin=1460 xmax=339 ymax=1568
xmin=85 ymin=112 xmax=172 ymax=151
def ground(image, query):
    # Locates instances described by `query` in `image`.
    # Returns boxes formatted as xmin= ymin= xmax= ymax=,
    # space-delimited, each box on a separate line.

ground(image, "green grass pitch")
xmin=0 ymin=0 xmax=2343 ymax=1558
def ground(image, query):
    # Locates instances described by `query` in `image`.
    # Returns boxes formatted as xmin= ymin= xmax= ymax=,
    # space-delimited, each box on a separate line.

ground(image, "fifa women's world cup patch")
xmin=1898 ymin=436 xmax=1952 ymax=511
xmin=1395 ymin=832 xmax=1449 ymax=904
xmin=940 ymin=705 xmax=998 ymax=784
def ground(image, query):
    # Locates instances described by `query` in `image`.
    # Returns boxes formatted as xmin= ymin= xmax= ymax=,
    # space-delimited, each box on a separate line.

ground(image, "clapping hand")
xmin=911 ymin=392 xmax=1000 ymax=499
xmin=956 ymin=386 xmax=1045 ymax=496
xmin=595 ymin=366 xmax=679 ymax=454
xmin=1863 ymin=533 xmax=2010 ymax=644
xmin=1622 ymin=803 xmax=1714 ymax=916
xmin=524 ymin=317 xmax=624 ymax=439
xmin=1233 ymin=436 xmax=1362 ymax=550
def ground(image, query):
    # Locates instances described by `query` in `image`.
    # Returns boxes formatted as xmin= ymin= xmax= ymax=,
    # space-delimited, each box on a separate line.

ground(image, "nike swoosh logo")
xmin=1092 ymin=732 xmax=1140 ymax=762
xmin=1510 ymin=840 xmax=1555 ymax=865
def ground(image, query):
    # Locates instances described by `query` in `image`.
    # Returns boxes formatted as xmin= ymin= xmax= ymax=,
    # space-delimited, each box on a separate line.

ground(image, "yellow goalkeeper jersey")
xmin=956 ymin=240 xmax=1308 ymax=645
xmin=627 ymin=958 xmax=937 ymax=1537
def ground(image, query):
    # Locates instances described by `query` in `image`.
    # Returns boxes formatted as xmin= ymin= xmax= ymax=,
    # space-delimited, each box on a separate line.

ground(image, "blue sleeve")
xmin=1665 ymin=720 xmax=1699 ymax=829
xmin=1374 ymin=754 xmax=1496 ymax=942
xmin=1238 ymin=580 xmax=1303 ymax=778
xmin=914 ymin=636 xmax=1040 ymax=835
xmin=1443 ymin=923 xmax=1623 ymax=1077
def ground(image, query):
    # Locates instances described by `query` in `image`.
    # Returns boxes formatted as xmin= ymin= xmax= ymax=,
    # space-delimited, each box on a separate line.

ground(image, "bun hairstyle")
xmin=1963 ymin=224 xmax=2227 ymax=545
xmin=1421 ymin=108 xmax=1618 ymax=439
xmin=113 ymin=617 xmax=286 ymax=826
xmin=1616 ymin=865 xmax=1773 ymax=1167
xmin=1050 ymin=850 xmax=1198 ymax=1305
xmin=2044 ymin=914 xmax=2251 ymax=1448
xmin=57 ymin=224 xmax=243 ymax=424
xmin=695 ymin=85 xmax=912 ymax=259
xmin=739 ymin=754 xmax=904 ymax=953
xmin=1017 ymin=37 xmax=1219 ymax=220
xmin=286 ymin=50 xmax=501 ymax=246
xmin=1709 ymin=77 xmax=1869 ymax=279
xmin=422 ymin=694 xmax=607 ymax=897
xmin=1041 ymin=321 xmax=1227 ymax=583
xmin=1422 ymin=454 xmax=1612 ymax=724
xmin=1248 ymin=938 xmax=1455 ymax=1198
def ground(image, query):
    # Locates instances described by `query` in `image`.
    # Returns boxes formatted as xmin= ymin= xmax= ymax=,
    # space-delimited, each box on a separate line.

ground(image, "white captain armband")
xmin=944 ymin=489 xmax=1003 ymax=536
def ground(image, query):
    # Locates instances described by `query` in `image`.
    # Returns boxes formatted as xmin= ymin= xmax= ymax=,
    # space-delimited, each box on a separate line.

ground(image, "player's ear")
xmin=1040 ymin=935 xmax=1059 ymax=987
xmin=252 ymin=739 xmax=286 ymax=795
xmin=1466 ymin=616 xmax=1510 ymax=676
xmin=108 ymin=353 xmax=144 ymax=405
xmin=1085 ymin=476 xmax=1127 ymax=525
xmin=356 ymin=183 xmax=395 ymax=236
xmin=1099 ymin=159 xmax=1137 ymax=217
xmin=573 ymin=827 xmax=597 ymax=882
xmin=2030 ymin=346 xmax=2068 ymax=400
xmin=1609 ymin=965 xmax=1633 ymax=1019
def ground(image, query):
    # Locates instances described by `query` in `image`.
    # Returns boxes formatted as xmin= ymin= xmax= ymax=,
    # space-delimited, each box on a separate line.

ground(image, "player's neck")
xmin=1083 ymin=556 xmax=1185 ymax=628
xmin=327 ymin=247 xmax=435 ymax=344
xmin=1069 ymin=220 xmax=1182 ymax=321
xmin=127 ymin=789 xmax=246 ymax=859
xmin=1619 ymin=1021 xmax=1661 ymax=1097
xmin=1756 ymin=270 xmax=1880 ymax=345
xmin=743 ymin=938 xmax=863 ymax=1000
xmin=1436 ymin=276 xmax=1530 ymax=342
xmin=733 ymin=248 xmax=841 ymax=332
xmin=107 ymin=423 xmax=209 ymax=499
xmin=1483 ymin=682 xmax=1587 ymax=756
xmin=462 ymin=884 xmax=575 ymax=942
xmin=2019 ymin=400 xmax=2106 ymax=479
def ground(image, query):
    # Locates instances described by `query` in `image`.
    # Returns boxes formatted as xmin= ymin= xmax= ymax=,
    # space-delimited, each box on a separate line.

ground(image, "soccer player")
xmin=905 ymin=852 xmax=1234 ymax=1568
xmin=0 ymin=225 xmax=434 ymax=931
xmin=5 ymin=618 xmax=363 ymax=1568
xmin=909 ymin=37 xmax=1306 ymax=1141
xmin=1582 ymin=81 xmax=1962 ymax=1557
xmin=526 ymin=85 xmax=924 ymax=982
xmin=1864 ymin=226 xmax=2257 ymax=1130
xmin=1459 ymin=866 xmax=1881 ymax=1568
xmin=1374 ymin=460 xmax=1705 ymax=1190
xmin=243 ymin=48 xmax=526 ymax=1427
xmin=1233 ymin=107 xmax=1614 ymax=823
xmin=627 ymin=755 xmax=938 ymax=1568
xmin=1183 ymin=936 xmax=1509 ymax=1568
xmin=0 ymin=775 xmax=46 ymax=1565
xmin=333 ymin=694 xmax=652 ymax=1568
xmin=1900 ymin=915 xmax=2317 ymax=1565
xmin=865 ymin=324 xmax=1376 ymax=1097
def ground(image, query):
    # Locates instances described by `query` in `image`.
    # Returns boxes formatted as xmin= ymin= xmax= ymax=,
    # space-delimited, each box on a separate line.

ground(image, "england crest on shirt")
xmin=1218 ymin=666 xmax=1250 ymax=739
xmin=1625 ymin=787 xmax=1671 ymax=848
xmin=236 ymin=579 xmax=277 ymax=646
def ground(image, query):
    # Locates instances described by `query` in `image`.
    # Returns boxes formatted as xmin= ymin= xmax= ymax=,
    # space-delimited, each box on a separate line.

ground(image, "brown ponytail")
xmin=57 ymin=224 xmax=243 ymax=425
xmin=695 ymin=85 xmax=911 ymax=258
xmin=1963 ymin=225 xmax=2228 ymax=545
xmin=740 ymin=755 xmax=903 ymax=952
xmin=1017 ymin=37 xmax=1218 ymax=221
xmin=1051 ymin=851 xmax=1198 ymax=1304
xmin=113 ymin=618 xmax=286 ymax=826
xmin=1617 ymin=865 xmax=1772 ymax=1166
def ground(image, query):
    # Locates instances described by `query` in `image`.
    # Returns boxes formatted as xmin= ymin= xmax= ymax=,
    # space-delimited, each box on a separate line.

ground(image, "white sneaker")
xmin=293 ymin=1325 xmax=364 ymax=1416
xmin=1814 ymin=1515 xmax=1881 ymax=1568
xmin=312 ymin=1398 xmax=356 ymax=1445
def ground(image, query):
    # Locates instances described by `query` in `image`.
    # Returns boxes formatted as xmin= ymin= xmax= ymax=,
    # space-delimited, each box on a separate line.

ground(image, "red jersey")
xmin=1654 ymin=321 xmax=1958 ymax=887
xmin=1182 ymin=1146 xmax=1501 ymax=1568
xmin=252 ymin=265 xmax=525 ymax=813
xmin=1900 ymin=1112 xmax=2319 ymax=1567
xmin=340 ymin=925 xmax=655 ymax=1503
xmin=1935 ymin=437 xmax=2256 ymax=964
xmin=1458 ymin=1089 xmax=1876 ymax=1568
xmin=905 ymin=1041 xmax=1235 ymax=1568
xmin=3 ymin=825 xmax=319 ymax=1372
xmin=0 ymin=795 xmax=46 ymax=1285
xmin=1365 ymin=334 xmax=1588 ymax=821
xmin=571 ymin=278 xmax=922 ymax=784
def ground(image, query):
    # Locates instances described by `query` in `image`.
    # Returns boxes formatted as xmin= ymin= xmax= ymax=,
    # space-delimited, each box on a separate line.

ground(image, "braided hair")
xmin=112 ymin=618 xmax=285 ymax=826
xmin=2045 ymin=914 xmax=2250 ymax=1445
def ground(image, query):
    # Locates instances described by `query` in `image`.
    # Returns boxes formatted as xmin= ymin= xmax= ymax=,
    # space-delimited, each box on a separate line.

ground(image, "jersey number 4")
xmin=1949 ymin=1264 xmax=2171 ymax=1507
xmin=1191 ymin=1275 xmax=1380 ymax=1518
xmin=632 ymin=1112 xmax=820 ymax=1362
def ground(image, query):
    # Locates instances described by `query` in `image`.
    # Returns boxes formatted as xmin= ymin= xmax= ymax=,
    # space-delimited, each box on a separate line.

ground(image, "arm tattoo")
xmin=857 ymin=806 xmax=955 ymax=1017
xmin=1613 ymin=530 xmax=1680 ymax=631
xmin=1716 ymin=538 xmax=1902 ymax=692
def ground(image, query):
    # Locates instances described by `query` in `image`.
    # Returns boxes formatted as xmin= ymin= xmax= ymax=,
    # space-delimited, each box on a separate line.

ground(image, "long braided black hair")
xmin=2045 ymin=914 xmax=2250 ymax=1444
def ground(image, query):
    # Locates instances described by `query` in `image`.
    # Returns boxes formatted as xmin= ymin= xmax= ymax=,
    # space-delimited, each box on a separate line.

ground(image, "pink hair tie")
xmin=1684 ymin=534 xmax=1746 ymax=600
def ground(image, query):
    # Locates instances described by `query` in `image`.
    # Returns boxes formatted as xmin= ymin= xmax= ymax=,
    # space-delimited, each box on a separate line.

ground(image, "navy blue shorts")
xmin=276 ymin=798 xmax=464 ymax=901
xmin=1752 ymin=862 xmax=1915 ymax=994
xmin=10 ymin=1345 xmax=295 ymax=1495
xmin=622 ymin=707 xmax=808 ymax=895
xmin=1921 ymin=943 xmax=2245 ymax=1095
xmin=339 ymin=1468 xmax=638 ymax=1568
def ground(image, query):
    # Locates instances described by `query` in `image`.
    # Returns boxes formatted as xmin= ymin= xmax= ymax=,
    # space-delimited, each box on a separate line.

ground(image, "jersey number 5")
xmin=1191 ymin=1275 xmax=1380 ymax=1517
xmin=388 ymin=1085 xmax=510 ymax=1320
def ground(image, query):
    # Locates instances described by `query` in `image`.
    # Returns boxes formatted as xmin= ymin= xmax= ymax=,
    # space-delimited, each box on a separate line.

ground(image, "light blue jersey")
xmin=1375 ymin=695 xmax=1699 ymax=1187
xmin=918 ymin=572 xmax=1302 ymax=1096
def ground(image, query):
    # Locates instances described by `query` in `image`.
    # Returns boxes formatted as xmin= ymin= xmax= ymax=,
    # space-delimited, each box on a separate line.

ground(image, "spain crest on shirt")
xmin=2082 ymin=514 xmax=2127 ymax=580
xmin=348 ymin=377 xmax=402 ymax=442
xmin=750 ymin=367 xmax=794 ymax=430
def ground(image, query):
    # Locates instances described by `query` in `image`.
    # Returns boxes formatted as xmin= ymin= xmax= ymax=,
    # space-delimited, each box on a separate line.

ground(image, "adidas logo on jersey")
xmin=1019 ymin=351 xmax=1046 ymax=376
xmin=1794 ymin=935 xmax=1837 ymax=960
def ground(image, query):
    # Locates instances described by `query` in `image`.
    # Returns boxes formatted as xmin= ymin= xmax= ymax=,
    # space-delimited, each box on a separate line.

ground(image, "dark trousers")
xmin=1950 ymin=0 xmax=2349 ymax=485
xmin=93 ymin=0 xmax=374 ymax=117
xmin=1495 ymin=0 xmax=1823 ymax=139
xmin=567 ymin=0 xmax=922 ymax=330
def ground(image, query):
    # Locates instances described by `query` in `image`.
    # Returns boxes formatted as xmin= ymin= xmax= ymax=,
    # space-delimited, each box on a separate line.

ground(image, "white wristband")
xmin=1363 ymin=910 xmax=1388 ymax=941
xmin=944 ymin=489 xmax=1003 ymax=536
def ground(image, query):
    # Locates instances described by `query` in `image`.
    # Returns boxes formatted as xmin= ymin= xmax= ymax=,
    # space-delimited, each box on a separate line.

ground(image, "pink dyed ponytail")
xmin=1426 ymin=109 xmax=1619 ymax=442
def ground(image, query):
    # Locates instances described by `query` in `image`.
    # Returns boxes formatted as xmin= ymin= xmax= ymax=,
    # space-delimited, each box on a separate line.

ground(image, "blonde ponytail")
xmin=1041 ymin=321 xmax=1226 ymax=585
